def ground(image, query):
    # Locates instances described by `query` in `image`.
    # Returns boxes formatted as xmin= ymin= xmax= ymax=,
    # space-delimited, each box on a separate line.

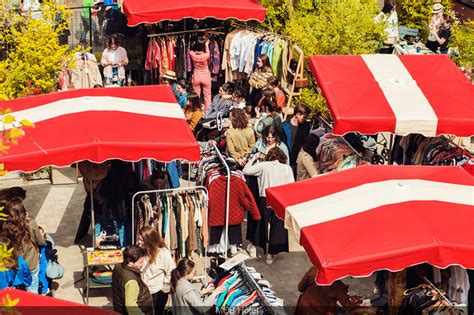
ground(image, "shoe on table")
xmin=230 ymin=245 xmax=238 ymax=256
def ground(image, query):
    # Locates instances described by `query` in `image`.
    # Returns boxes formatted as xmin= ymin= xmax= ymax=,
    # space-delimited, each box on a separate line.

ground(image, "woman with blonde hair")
xmin=225 ymin=108 xmax=256 ymax=165
xmin=139 ymin=226 xmax=175 ymax=315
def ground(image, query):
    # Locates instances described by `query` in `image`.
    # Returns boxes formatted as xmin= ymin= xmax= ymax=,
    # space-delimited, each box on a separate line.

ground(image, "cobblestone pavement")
xmin=1 ymin=170 xmax=375 ymax=311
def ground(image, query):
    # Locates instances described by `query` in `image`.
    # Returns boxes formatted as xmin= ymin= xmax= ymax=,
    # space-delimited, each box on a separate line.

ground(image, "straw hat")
xmin=161 ymin=70 xmax=177 ymax=81
xmin=432 ymin=3 xmax=444 ymax=14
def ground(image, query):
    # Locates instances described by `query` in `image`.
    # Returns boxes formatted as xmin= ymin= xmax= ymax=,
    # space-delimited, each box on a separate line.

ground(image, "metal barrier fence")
xmin=0 ymin=4 xmax=143 ymax=84
xmin=68 ymin=6 xmax=142 ymax=84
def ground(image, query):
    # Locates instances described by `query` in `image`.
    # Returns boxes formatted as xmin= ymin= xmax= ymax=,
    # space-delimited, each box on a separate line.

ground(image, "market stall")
xmin=309 ymin=54 xmax=474 ymax=137
xmin=0 ymin=85 xmax=201 ymax=301
xmin=0 ymin=85 xmax=200 ymax=171
xmin=122 ymin=0 xmax=266 ymax=26
xmin=266 ymin=165 xmax=474 ymax=285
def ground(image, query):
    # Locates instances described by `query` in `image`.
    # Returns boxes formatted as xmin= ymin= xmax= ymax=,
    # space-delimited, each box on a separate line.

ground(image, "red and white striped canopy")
xmin=0 ymin=85 xmax=200 ymax=172
xmin=123 ymin=0 xmax=266 ymax=26
xmin=266 ymin=165 xmax=474 ymax=285
xmin=0 ymin=288 xmax=115 ymax=315
xmin=309 ymin=55 xmax=474 ymax=137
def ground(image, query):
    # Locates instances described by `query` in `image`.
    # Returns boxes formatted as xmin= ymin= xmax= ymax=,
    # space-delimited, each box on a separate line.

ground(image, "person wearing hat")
xmin=426 ymin=3 xmax=444 ymax=52
xmin=161 ymin=70 xmax=181 ymax=102
xmin=428 ymin=13 xmax=452 ymax=54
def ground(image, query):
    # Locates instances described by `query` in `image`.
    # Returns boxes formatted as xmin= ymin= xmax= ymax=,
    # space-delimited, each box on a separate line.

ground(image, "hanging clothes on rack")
xmin=210 ymin=262 xmax=282 ymax=313
xmin=221 ymin=29 xmax=289 ymax=83
xmin=70 ymin=52 xmax=103 ymax=89
xmin=316 ymin=134 xmax=367 ymax=174
xmin=134 ymin=189 xmax=208 ymax=259
xmin=391 ymin=135 xmax=471 ymax=166
xmin=208 ymin=174 xmax=260 ymax=252
xmin=146 ymin=30 xmax=224 ymax=82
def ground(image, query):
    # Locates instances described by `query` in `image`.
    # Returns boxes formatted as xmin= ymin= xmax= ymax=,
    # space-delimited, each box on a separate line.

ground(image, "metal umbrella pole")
xmin=212 ymin=143 xmax=230 ymax=258
xmin=89 ymin=178 xmax=96 ymax=248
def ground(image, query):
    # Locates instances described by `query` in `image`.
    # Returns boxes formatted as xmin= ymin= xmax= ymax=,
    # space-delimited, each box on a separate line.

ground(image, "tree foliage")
xmin=261 ymin=0 xmax=385 ymax=56
xmin=396 ymin=0 xmax=453 ymax=40
xmin=450 ymin=20 xmax=474 ymax=68
xmin=259 ymin=0 xmax=385 ymax=114
xmin=0 ymin=0 xmax=78 ymax=99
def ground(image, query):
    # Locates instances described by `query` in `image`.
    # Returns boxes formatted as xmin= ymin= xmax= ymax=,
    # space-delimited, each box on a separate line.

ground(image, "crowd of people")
xmin=105 ymin=32 xmax=328 ymax=314
xmin=112 ymin=237 xmax=226 ymax=314
xmin=0 ymin=187 xmax=60 ymax=295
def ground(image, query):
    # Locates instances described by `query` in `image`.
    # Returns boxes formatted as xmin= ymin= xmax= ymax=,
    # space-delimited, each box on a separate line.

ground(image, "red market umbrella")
xmin=122 ymin=0 xmax=266 ymax=26
xmin=309 ymin=54 xmax=474 ymax=137
xmin=0 ymin=85 xmax=200 ymax=172
xmin=0 ymin=288 xmax=116 ymax=314
xmin=266 ymin=165 xmax=474 ymax=285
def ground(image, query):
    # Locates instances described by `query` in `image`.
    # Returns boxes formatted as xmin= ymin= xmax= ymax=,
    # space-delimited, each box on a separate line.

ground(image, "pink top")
xmin=190 ymin=50 xmax=210 ymax=74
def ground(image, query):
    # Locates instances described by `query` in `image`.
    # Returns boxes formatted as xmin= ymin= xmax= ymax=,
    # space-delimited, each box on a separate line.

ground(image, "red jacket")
xmin=208 ymin=176 xmax=260 ymax=227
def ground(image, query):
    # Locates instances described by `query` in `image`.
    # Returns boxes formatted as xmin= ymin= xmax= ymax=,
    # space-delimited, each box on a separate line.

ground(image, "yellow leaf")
xmin=19 ymin=119 xmax=34 ymax=127
xmin=0 ymin=294 xmax=20 ymax=308
xmin=3 ymin=115 xmax=15 ymax=125
xmin=7 ymin=127 xmax=24 ymax=139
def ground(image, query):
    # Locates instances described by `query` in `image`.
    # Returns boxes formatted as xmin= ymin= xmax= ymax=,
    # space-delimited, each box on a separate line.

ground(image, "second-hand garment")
xmin=146 ymin=34 xmax=222 ymax=83
xmin=70 ymin=52 xmax=102 ymax=89
xmin=208 ymin=175 xmax=260 ymax=227
xmin=221 ymin=29 xmax=289 ymax=82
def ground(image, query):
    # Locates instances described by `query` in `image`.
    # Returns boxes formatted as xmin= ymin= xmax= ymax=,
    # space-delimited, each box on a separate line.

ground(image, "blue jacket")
xmin=177 ymin=91 xmax=187 ymax=109
xmin=0 ymin=256 xmax=32 ymax=289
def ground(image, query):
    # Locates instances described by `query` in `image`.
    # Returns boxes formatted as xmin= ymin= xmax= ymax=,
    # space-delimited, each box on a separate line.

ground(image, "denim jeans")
xmin=80 ymin=15 xmax=98 ymax=43
xmin=26 ymin=267 xmax=39 ymax=294
xmin=95 ymin=218 xmax=125 ymax=247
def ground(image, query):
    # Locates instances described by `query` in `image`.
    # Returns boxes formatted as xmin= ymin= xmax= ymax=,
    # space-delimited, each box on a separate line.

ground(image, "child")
xmin=38 ymin=227 xmax=57 ymax=295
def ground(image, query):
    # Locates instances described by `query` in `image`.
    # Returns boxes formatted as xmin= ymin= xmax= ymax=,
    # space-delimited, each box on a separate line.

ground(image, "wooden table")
xmin=82 ymin=249 xmax=123 ymax=304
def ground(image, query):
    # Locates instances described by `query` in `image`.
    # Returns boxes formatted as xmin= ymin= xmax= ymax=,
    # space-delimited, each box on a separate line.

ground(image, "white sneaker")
xmin=265 ymin=254 xmax=276 ymax=265
xmin=230 ymin=245 xmax=238 ymax=255
xmin=247 ymin=244 xmax=257 ymax=258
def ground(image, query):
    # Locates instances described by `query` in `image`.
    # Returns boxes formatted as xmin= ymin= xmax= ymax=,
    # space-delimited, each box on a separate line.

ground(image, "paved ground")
xmin=0 ymin=169 xmax=376 ymax=311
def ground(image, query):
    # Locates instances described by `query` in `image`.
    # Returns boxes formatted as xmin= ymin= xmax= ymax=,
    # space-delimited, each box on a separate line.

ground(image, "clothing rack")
xmin=212 ymin=143 xmax=231 ymax=259
xmin=318 ymin=116 xmax=364 ymax=158
xmin=146 ymin=26 xmax=225 ymax=83
xmin=238 ymin=263 xmax=276 ymax=313
xmin=131 ymin=185 xmax=208 ymax=245
xmin=147 ymin=26 xmax=225 ymax=38
xmin=440 ymin=135 xmax=473 ymax=158
xmin=423 ymin=276 xmax=454 ymax=307
xmin=232 ymin=22 xmax=292 ymax=41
